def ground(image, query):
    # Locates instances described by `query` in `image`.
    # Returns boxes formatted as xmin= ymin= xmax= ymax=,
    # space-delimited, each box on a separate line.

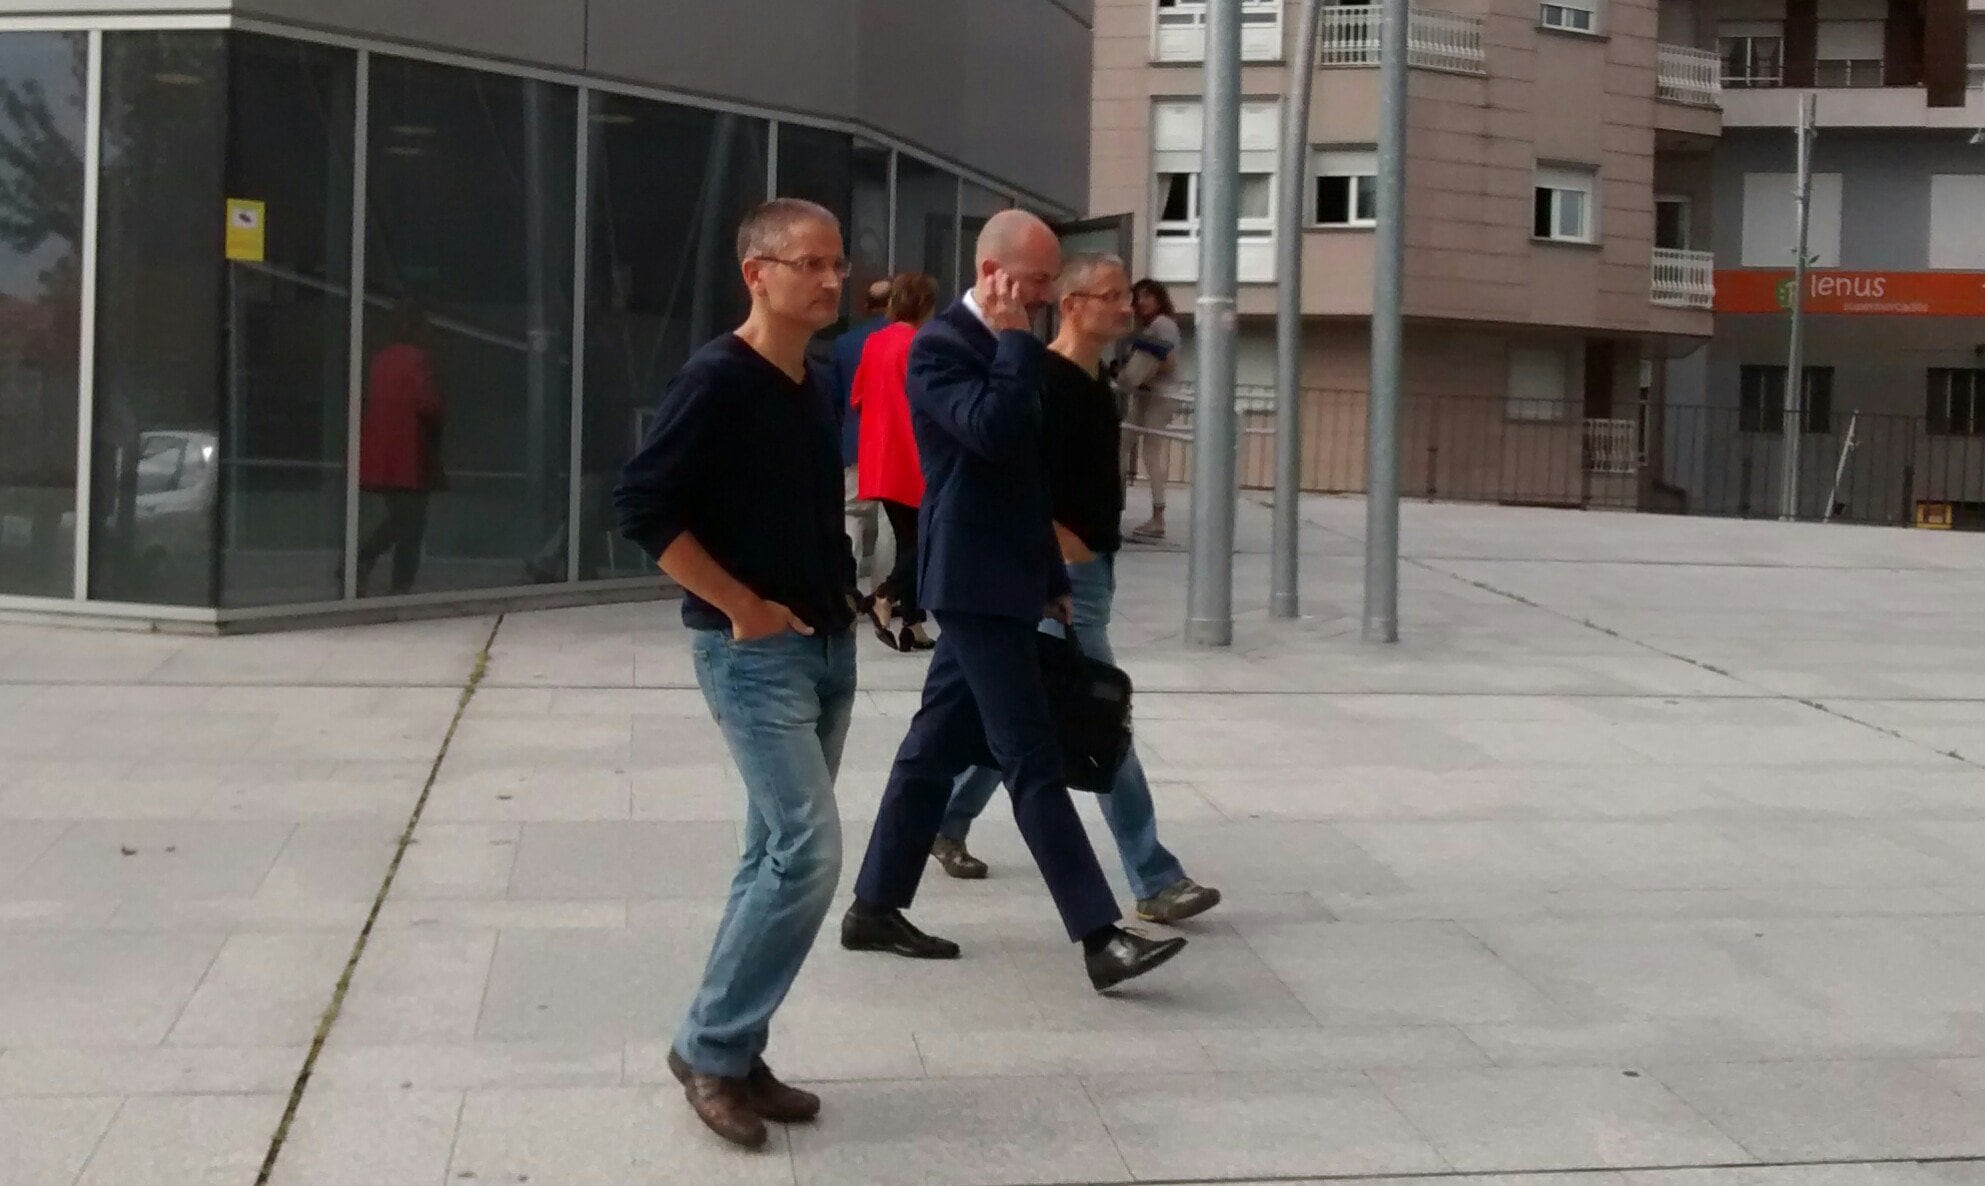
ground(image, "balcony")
xmin=1317 ymin=6 xmax=1486 ymax=76
xmin=1651 ymin=248 xmax=1716 ymax=310
xmin=1657 ymin=45 xmax=1721 ymax=107
xmin=1154 ymin=0 xmax=1283 ymax=63
xmin=1585 ymin=418 xmax=1641 ymax=475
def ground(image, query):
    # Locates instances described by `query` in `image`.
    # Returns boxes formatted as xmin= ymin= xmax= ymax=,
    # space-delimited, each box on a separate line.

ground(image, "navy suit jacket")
xmin=909 ymin=298 xmax=1071 ymax=622
xmin=829 ymin=316 xmax=885 ymax=466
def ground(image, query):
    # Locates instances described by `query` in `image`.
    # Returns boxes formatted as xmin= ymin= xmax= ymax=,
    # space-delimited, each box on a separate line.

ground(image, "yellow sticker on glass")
xmin=225 ymin=199 xmax=266 ymax=263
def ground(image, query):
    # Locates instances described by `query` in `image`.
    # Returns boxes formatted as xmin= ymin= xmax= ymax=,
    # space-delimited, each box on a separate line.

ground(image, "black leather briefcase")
xmin=1036 ymin=628 xmax=1133 ymax=794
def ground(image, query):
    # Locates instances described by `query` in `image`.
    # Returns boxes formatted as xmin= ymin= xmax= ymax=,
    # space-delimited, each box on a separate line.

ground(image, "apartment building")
xmin=1664 ymin=0 xmax=1985 ymax=526
xmin=1092 ymin=0 xmax=1727 ymax=508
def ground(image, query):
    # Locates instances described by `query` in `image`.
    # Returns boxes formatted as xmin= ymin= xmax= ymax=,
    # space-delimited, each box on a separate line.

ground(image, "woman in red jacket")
xmin=851 ymin=272 xmax=938 ymax=651
xmin=355 ymin=301 xmax=446 ymax=595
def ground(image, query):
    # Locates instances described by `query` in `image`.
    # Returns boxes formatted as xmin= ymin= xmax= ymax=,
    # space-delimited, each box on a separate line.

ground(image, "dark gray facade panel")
xmin=239 ymin=0 xmax=589 ymax=70
xmin=858 ymin=0 xmax=1090 ymax=209
xmin=0 ymin=0 xmax=1092 ymax=208
xmin=585 ymin=0 xmax=859 ymax=124
xmin=1711 ymin=130 xmax=1984 ymax=273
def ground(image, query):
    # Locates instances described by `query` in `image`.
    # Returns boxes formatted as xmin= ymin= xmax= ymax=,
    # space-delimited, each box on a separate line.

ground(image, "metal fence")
xmin=1130 ymin=392 xmax=1985 ymax=529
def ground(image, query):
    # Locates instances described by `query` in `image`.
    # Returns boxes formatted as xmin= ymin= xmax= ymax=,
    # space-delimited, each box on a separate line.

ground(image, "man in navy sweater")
xmin=615 ymin=198 xmax=858 ymax=1150
xmin=840 ymin=210 xmax=1188 ymax=992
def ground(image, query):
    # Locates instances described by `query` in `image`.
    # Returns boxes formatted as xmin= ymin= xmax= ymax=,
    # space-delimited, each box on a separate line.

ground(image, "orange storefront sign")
xmin=1715 ymin=270 xmax=1985 ymax=317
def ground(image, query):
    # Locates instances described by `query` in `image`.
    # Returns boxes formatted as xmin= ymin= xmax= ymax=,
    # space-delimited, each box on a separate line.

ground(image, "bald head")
xmin=972 ymin=208 xmax=1061 ymax=313
xmin=976 ymin=209 xmax=1055 ymax=269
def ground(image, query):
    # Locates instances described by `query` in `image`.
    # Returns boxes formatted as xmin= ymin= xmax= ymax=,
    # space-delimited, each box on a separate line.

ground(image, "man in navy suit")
xmin=840 ymin=211 xmax=1187 ymax=992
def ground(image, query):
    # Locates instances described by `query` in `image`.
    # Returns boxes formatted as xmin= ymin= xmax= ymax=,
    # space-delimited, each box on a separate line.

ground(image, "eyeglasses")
xmin=1068 ymin=289 xmax=1130 ymax=304
xmin=754 ymin=255 xmax=852 ymax=279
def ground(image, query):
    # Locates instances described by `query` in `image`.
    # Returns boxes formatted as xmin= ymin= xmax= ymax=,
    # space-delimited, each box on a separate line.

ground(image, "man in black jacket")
xmin=614 ymin=198 xmax=857 ymax=1150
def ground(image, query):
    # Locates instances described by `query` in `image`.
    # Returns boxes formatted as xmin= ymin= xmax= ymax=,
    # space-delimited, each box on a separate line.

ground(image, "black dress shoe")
xmin=1086 ymin=928 xmax=1187 ymax=992
xmin=840 ymin=905 xmax=961 ymax=959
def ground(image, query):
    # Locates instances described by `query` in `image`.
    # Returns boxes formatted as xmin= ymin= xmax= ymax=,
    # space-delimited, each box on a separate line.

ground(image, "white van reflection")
xmin=127 ymin=429 xmax=218 ymax=582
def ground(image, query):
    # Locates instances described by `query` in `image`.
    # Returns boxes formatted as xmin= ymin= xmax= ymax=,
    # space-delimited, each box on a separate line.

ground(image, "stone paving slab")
xmin=3 ymin=494 xmax=1984 ymax=1184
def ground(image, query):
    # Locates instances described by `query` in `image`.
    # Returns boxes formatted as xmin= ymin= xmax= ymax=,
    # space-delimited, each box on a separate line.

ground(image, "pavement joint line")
xmin=1410 ymin=559 xmax=1985 ymax=775
xmin=945 ymin=1153 xmax=1985 ymax=1186
xmin=250 ymin=613 xmax=504 ymax=1186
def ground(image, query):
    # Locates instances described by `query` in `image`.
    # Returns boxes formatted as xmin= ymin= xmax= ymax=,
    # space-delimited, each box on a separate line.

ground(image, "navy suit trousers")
xmin=854 ymin=611 xmax=1121 ymax=941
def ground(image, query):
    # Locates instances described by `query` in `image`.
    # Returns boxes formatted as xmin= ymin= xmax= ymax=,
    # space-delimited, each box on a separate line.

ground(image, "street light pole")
xmin=1186 ymin=0 xmax=1242 ymax=647
xmin=1364 ymin=0 xmax=1409 ymax=644
xmin=1779 ymin=90 xmax=1816 ymax=521
xmin=1270 ymin=0 xmax=1325 ymax=619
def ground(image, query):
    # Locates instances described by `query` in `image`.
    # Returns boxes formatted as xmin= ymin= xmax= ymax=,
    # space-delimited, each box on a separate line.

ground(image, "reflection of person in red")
xmin=355 ymin=301 xmax=445 ymax=595
xmin=851 ymin=272 xmax=937 ymax=652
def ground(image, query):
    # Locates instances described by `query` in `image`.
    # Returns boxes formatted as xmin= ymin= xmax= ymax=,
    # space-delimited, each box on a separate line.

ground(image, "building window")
xmin=363 ymin=53 xmax=579 ymax=600
xmin=1156 ymin=171 xmax=1197 ymax=239
xmin=1815 ymin=20 xmax=1884 ymax=88
xmin=1155 ymin=172 xmax=1274 ymax=237
xmin=91 ymin=31 xmax=230 ymax=606
xmin=1154 ymin=0 xmax=1284 ymax=63
xmin=1507 ymin=343 xmax=1583 ymax=422
xmin=1540 ymin=2 xmax=1598 ymax=35
xmin=1654 ymin=195 xmax=1691 ymax=251
xmin=0 ymin=31 xmax=86 ymax=599
xmin=1927 ymin=369 xmax=1985 ymax=436
xmin=1150 ymin=98 xmax=1281 ymax=282
xmin=1719 ymin=29 xmax=1784 ymax=88
xmin=1740 ymin=172 xmax=1843 ymax=268
xmin=1928 ymin=176 xmax=1985 ymax=269
xmin=1311 ymin=148 xmax=1378 ymax=227
xmin=1534 ymin=166 xmax=1596 ymax=243
xmin=1739 ymin=366 xmax=1834 ymax=435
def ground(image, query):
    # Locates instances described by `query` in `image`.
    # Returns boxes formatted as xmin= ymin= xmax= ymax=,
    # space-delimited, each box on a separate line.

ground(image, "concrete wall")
xmin=0 ymin=0 xmax=1094 ymax=210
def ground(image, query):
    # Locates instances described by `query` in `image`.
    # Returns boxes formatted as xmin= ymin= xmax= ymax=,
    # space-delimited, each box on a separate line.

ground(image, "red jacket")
xmin=851 ymin=321 xmax=925 ymax=507
xmin=358 ymin=343 xmax=444 ymax=491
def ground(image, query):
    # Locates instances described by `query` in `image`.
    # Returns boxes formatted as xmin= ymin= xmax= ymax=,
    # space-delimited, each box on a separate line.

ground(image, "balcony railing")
xmin=1585 ymin=419 xmax=1641 ymax=475
xmin=1651 ymin=248 xmax=1716 ymax=309
xmin=1318 ymin=6 xmax=1486 ymax=76
xmin=1657 ymin=44 xmax=1721 ymax=106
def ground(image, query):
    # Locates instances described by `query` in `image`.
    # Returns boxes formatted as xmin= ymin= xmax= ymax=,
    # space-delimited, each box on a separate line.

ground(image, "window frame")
xmin=1720 ymin=33 xmax=1785 ymax=88
xmin=1310 ymin=147 xmax=1379 ymax=229
xmin=1539 ymin=1 xmax=1600 ymax=35
xmin=1654 ymin=194 xmax=1692 ymax=252
xmin=1505 ymin=342 xmax=1583 ymax=424
xmin=1533 ymin=165 xmax=1597 ymax=244
xmin=1739 ymin=365 xmax=1835 ymax=435
xmin=1927 ymin=368 xmax=1985 ymax=437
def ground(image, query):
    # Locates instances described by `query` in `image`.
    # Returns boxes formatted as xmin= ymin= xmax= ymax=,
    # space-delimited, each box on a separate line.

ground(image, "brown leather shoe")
xmin=746 ymin=1059 xmax=821 ymax=1123
xmin=666 ymin=1050 xmax=767 ymax=1149
xmin=669 ymin=1049 xmax=819 ymax=1125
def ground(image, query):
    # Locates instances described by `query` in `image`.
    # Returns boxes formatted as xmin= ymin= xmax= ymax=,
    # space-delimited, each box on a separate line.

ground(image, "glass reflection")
xmin=90 ymin=31 xmax=227 ymax=605
xmin=894 ymin=155 xmax=958 ymax=298
xmin=579 ymin=91 xmax=768 ymax=582
xmin=362 ymin=54 xmax=575 ymax=596
xmin=220 ymin=34 xmax=354 ymax=607
xmin=0 ymin=32 xmax=85 ymax=598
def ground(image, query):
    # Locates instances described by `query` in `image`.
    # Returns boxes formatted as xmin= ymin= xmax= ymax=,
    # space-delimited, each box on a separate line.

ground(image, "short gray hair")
xmin=736 ymin=198 xmax=840 ymax=264
xmin=1056 ymin=251 xmax=1127 ymax=300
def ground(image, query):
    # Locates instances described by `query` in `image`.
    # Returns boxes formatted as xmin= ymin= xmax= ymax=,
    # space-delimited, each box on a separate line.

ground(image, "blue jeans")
xmin=940 ymin=554 xmax=1187 ymax=901
xmin=677 ymin=628 xmax=856 ymax=1078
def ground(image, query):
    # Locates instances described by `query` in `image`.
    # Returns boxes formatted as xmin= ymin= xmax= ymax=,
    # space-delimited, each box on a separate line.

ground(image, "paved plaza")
xmin=2 ymin=494 xmax=1984 ymax=1186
